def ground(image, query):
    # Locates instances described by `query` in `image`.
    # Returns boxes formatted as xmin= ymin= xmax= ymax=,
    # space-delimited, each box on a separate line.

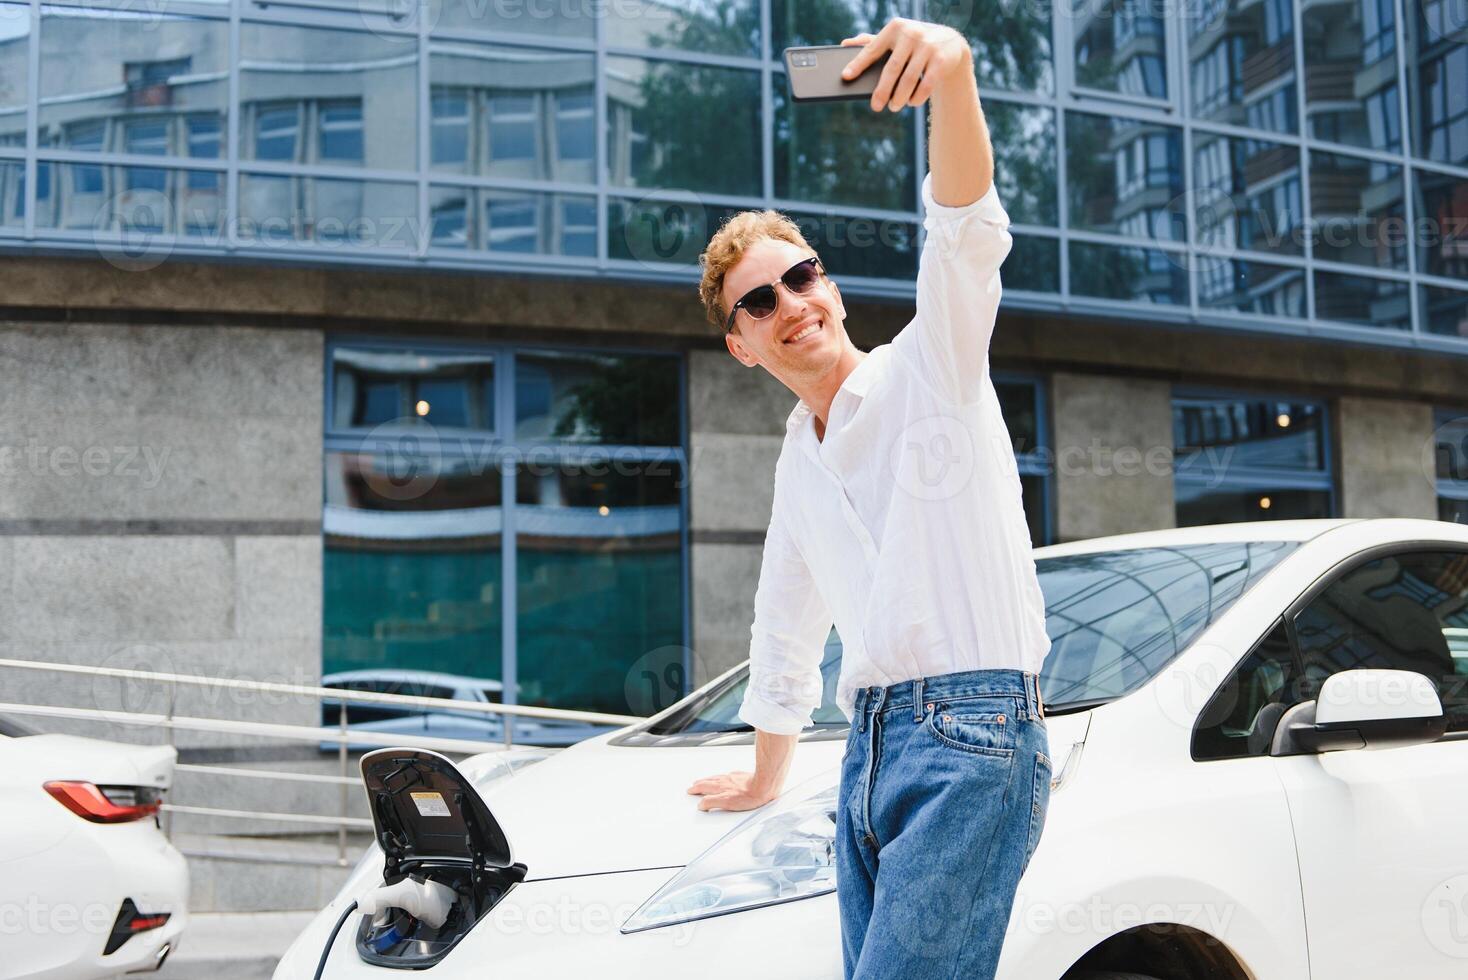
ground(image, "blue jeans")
xmin=836 ymin=668 xmax=1051 ymax=980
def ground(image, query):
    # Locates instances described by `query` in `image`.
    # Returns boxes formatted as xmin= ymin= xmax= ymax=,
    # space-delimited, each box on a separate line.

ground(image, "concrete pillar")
xmin=1050 ymin=372 xmax=1176 ymax=542
xmin=686 ymin=348 xmax=796 ymax=686
xmin=1337 ymin=396 xmax=1438 ymax=519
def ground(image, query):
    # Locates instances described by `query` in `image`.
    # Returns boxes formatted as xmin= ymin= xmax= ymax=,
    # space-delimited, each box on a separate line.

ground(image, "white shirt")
xmin=737 ymin=172 xmax=1053 ymax=736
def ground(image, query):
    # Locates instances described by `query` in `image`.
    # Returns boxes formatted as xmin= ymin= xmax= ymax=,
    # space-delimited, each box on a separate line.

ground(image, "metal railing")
xmin=0 ymin=657 xmax=645 ymax=866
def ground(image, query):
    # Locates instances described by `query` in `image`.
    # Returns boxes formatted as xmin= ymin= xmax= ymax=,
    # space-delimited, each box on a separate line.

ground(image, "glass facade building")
xmin=0 ymin=0 xmax=1461 ymax=343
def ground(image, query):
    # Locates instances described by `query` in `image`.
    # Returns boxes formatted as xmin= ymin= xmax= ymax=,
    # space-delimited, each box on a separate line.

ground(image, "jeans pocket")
xmin=1021 ymin=749 xmax=1052 ymax=876
xmin=923 ymin=702 xmax=1015 ymax=758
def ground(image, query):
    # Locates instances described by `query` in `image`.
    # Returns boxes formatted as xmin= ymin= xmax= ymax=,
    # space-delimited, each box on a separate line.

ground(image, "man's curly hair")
xmin=698 ymin=209 xmax=816 ymax=333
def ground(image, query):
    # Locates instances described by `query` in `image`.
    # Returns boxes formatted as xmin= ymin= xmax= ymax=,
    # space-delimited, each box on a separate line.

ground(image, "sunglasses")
xmin=725 ymin=256 xmax=826 ymax=333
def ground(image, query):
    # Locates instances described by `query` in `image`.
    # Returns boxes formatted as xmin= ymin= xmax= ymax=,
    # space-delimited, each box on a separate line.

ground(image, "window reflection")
xmin=1174 ymin=396 xmax=1325 ymax=471
xmin=986 ymin=101 xmax=1058 ymax=226
xmin=515 ymin=461 xmax=683 ymax=714
xmin=240 ymin=22 xmax=417 ymax=172
xmin=1189 ymin=0 xmax=1298 ymax=132
xmin=605 ymin=0 xmax=760 ymax=56
xmin=38 ymin=10 xmax=227 ymax=161
xmin=1070 ymin=240 xmax=1189 ymax=304
xmin=332 ymin=347 xmax=496 ymax=434
xmin=1193 ymin=132 xmax=1303 ymax=256
xmin=1408 ymin=0 xmax=1467 ymax=166
xmin=773 ymin=81 xmax=915 ymax=211
xmin=1002 ymin=235 xmax=1060 ymax=292
xmin=944 ymin=0 xmax=1056 ymax=94
xmin=772 ymin=0 xmax=914 ymax=55
xmin=430 ymin=43 xmax=594 ymax=184
xmin=1422 ymin=284 xmax=1468 ymax=339
xmin=430 ymin=187 xmax=596 ymax=256
xmin=784 ymin=206 xmax=917 ymax=278
xmin=1308 ymin=150 xmax=1407 ymax=269
xmin=34 ymin=162 xmax=222 ymax=236
xmin=607 ymin=56 xmax=760 ymax=197
xmin=1073 ymin=0 xmax=1167 ymax=99
xmin=514 ymin=350 xmax=680 ymax=446
xmin=1414 ymin=169 xmax=1467 ymax=279
xmin=1196 ymin=255 xmax=1306 ymax=317
xmin=238 ymin=174 xmax=417 ymax=248
xmin=1067 ymin=112 xmax=1185 ymax=242
xmin=1304 ymin=0 xmax=1400 ymax=150
xmin=1315 ymin=270 xmax=1411 ymax=328
xmin=0 ymin=4 xmax=26 ymax=149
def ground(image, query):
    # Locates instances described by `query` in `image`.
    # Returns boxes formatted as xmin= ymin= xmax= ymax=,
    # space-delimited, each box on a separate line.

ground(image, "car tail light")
xmin=103 ymin=898 xmax=171 ymax=955
xmin=43 ymin=781 xmax=162 ymax=823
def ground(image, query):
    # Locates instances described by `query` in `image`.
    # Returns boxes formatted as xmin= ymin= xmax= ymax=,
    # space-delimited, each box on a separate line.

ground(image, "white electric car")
xmin=277 ymin=518 xmax=1468 ymax=980
xmin=0 ymin=716 xmax=189 ymax=978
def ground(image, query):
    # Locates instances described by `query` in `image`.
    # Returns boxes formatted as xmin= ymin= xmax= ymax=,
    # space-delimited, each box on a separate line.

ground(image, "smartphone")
xmin=783 ymin=44 xmax=892 ymax=103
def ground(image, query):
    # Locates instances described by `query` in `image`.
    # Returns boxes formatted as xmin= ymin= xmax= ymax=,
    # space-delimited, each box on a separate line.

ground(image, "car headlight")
xmin=621 ymin=783 xmax=837 ymax=934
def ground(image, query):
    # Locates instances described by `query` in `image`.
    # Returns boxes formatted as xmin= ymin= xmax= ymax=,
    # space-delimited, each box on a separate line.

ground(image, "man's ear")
xmin=725 ymin=328 xmax=760 ymax=367
xmin=829 ymin=279 xmax=847 ymax=321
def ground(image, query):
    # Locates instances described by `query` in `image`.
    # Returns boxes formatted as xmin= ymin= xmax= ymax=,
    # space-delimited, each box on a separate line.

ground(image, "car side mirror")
xmin=1269 ymin=668 xmax=1446 ymax=757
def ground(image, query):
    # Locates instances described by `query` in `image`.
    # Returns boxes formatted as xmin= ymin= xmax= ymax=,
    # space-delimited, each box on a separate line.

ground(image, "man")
xmin=685 ymin=16 xmax=1053 ymax=980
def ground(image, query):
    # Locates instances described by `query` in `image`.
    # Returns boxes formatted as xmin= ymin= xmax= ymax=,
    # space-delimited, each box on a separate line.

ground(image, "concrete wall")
xmin=1337 ymin=396 xmax=1439 ymax=519
xmin=685 ymin=348 xmax=795 ymax=687
xmin=0 ymin=321 xmax=324 ymax=749
xmin=1049 ymin=372 xmax=1176 ymax=542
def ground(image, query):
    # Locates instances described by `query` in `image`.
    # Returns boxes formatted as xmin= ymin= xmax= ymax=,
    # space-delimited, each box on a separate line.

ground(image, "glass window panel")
xmin=0 ymin=159 xmax=23 ymax=228
xmin=430 ymin=43 xmax=595 ymax=184
xmin=996 ymin=380 xmax=1040 ymax=453
xmin=1437 ymin=410 xmax=1468 ymax=483
xmin=1073 ymin=0 xmax=1169 ymax=99
xmin=939 ymin=0 xmax=1056 ymax=94
xmin=604 ymin=0 xmax=759 ymax=57
xmin=785 ymin=207 xmax=918 ymax=279
xmin=238 ymin=174 xmax=417 ymax=249
xmin=38 ymin=9 xmax=227 ymax=157
xmin=1174 ymin=396 xmax=1326 ymax=471
xmin=33 ymin=162 xmax=222 ymax=236
xmin=1414 ymin=168 xmax=1468 ymax=280
xmin=1422 ymin=283 xmax=1468 ymax=339
xmin=0 ymin=5 xmax=28 ymax=148
xmin=429 ymin=187 xmax=597 ymax=257
xmin=515 ymin=460 xmax=683 ymax=715
xmin=1196 ymin=255 xmax=1307 ymax=317
xmin=323 ymin=450 xmax=504 ymax=689
xmin=773 ymin=80 xmax=916 ymax=211
xmin=1409 ymin=5 xmax=1467 ymax=167
xmin=1002 ymin=234 xmax=1060 ymax=292
xmin=607 ymin=56 xmax=760 ymax=198
xmin=607 ymin=195 xmax=741 ymax=267
xmin=1066 ymin=112 xmax=1185 ymax=242
xmin=240 ymin=22 xmax=417 ymax=171
xmin=1020 ymin=473 xmax=1048 ymax=546
xmin=1304 ymin=0 xmax=1401 ymax=151
xmin=330 ymin=346 xmax=496 ymax=434
xmin=771 ymin=0 xmax=915 ymax=54
xmin=1193 ymin=131 xmax=1303 ymax=257
xmin=515 ymin=351 xmax=680 ymax=446
xmin=1444 ymin=497 xmax=1468 ymax=522
xmin=1308 ymin=150 xmax=1408 ymax=268
xmin=434 ymin=0 xmax=595 ymax=42
xmin=986 ymin=101 xmax=1057 ymax=226
xmin=1187 ymin=0 xmax=1299 ymax=131
xmin=1314 ymin=269 xmax=1411 ymax=328
xmin=1176 ymin=483 xmax=1334 ymax=525
xmin=1070 ymin=240 xmax=1189 ymax=305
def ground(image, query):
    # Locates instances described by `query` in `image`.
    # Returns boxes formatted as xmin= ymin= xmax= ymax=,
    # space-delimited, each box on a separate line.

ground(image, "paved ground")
xmin=152 ymin=911 xmax=315 ymax=980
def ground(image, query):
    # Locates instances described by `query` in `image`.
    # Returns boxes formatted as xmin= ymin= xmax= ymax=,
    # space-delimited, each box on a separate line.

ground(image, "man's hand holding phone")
xmin=838 ymin=18 xmax=974 ymax=113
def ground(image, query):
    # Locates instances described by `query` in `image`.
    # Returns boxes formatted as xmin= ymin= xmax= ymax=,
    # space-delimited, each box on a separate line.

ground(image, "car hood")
xmin=465 ymin=711 xmax=1091 ymax=881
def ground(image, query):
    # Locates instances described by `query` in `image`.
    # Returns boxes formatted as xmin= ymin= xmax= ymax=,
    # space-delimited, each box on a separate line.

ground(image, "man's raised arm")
xmin=842 ymin=19 xmax=1012 ymax=406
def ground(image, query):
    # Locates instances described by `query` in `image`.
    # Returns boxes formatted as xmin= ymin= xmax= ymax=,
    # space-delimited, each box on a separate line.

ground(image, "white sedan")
xmin=277 ymin=517 xmax=1468 ymax=980
xmin=0 ymin=717 xmax=189 ymax=978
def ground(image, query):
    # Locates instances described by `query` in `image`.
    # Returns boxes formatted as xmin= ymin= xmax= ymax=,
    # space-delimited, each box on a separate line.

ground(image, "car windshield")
xmin=647 ymin=540 xmax=1299 ymax=735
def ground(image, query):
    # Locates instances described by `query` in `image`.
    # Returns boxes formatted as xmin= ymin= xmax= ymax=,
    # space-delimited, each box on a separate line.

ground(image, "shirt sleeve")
xmin=737 ymin=489 xmax=834 ymax=736
xmin=897 ymin=170 xmax=1014 ymax=406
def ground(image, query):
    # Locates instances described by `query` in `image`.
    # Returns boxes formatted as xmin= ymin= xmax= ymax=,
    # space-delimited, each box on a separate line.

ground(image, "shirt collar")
xmin=784 ymin=345 xmax=888 ymax=436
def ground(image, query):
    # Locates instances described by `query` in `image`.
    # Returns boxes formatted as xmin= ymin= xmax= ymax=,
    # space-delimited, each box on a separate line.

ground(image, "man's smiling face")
xmin=722 ymin=238 xmax=847 ymax=385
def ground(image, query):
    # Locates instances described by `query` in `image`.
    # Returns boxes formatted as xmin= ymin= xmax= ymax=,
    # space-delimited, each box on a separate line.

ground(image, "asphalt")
xmin=150 ymin=912 xmax=316 ymax=980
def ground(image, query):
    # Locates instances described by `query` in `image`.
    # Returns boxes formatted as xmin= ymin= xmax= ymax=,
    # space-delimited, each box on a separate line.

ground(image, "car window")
xmin=645 ymin=540 xmax=1298 ymax=737
xmin=1195 ymin=549 xmax=1468 ymax=760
